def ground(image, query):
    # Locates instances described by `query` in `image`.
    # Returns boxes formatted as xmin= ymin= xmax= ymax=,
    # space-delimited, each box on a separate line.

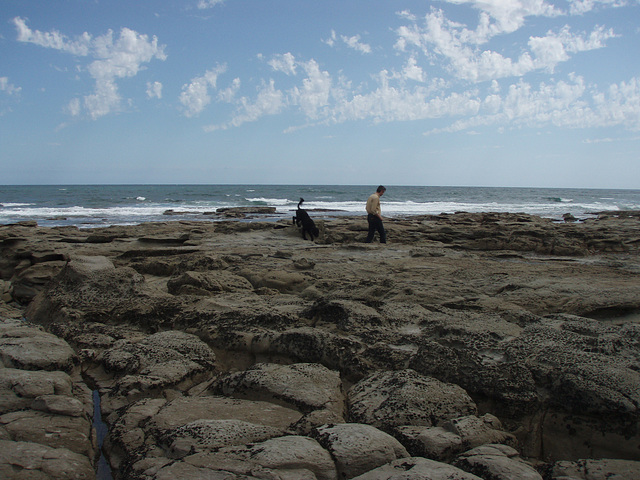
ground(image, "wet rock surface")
xmin=1 ymin=212 xmax=639 ymax=479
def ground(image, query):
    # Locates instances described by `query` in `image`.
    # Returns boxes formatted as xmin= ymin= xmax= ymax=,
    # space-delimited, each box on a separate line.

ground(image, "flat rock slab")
xmin=549 ymin=458 xmax=640 ymax=480
xmin=147 ymin=395 xmax=303 ymax=433
xmin=454 ymin=444 xmax=543 ymax=480
xmin=212 ymin=362 xmax=345 ymax=415
xmin=0 ymin=439 xmax=95 ymax=480
xmin=0 ymin=321 xmax=77 ymax=372
xmin=351 ymin=457 xmax=484 ymax=480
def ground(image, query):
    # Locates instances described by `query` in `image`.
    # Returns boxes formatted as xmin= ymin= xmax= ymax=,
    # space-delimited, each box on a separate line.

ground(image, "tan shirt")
xmin=366 ymin=193 xmax=381 ymax=216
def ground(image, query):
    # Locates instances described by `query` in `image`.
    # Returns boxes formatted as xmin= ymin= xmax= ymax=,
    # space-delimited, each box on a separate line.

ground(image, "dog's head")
xmin=312 ymin=226 xmax=320 ymax=237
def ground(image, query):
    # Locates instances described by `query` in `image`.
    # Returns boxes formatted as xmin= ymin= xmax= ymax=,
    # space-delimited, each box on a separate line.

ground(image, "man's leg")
xmin=377 ymin=219 xmax=386 ymax=243
xmin=365 ymin=214 xmax=376 ymax=242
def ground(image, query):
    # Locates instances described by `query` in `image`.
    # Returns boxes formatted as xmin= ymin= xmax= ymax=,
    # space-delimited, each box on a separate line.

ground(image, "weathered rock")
xmin=269 ymin=327 xmax=372 ymax=379
xmin=351 ymin=457 xmax=484 ymax=480
xmin=167 ymin=270 xmax=252 ymax=296
xmin=146 ymin=396 xmax=302 ymax=434
xmin=215 ymin=206 xmax=277 ymax=215
xmin=303 ymin=298 xmax=386 ymax=331
xmin=0 ymin=410 xmax=93 ymax=458
xmin=454 ymin=444 xmax=543 ymax=480
xmin=160 ymin=419 xmax=285 ymax=458
xmin=99 ymin=330 xmax=216 ymax=410
xmin=0 ymin=321 xmax=77 ymax=372
xmin=10 ymin=260 xmax=67 ymax=304
xmin=0 ymin=368 xmax=73 ymax=414
xmin=394 ymin=414 xmax=517 ymax=461
xmin=25 ymin=255 xmax=147 ymax=326
xmin=238 ymin=268 xmax=310 ymax=293
xmin=348 ymin=369 xmax=477 ymax=432
xmin=1 ymin=213 xmax=639 ymax=478
xmin=0 ymin=439 xmax=95 ymax=480
xmin=312 ymin=423 xmax=409 ymax=479
xmin=152 ymin=461 xmax=248 ymax=479
xmin=182 ymin=435 xmax=337 ymax=480
xmin=292 ymin=408 xmax=347 ymax=436
xmin=211 ymin=362 xmax=345 ymax=415
xmin=31 ymin=394 xmax=85 ymax=417
xmin=548 ymin=458 xmax=640 ymax=480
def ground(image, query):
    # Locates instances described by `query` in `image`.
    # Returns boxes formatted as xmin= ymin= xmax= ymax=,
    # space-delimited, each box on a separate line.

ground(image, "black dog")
xmin=293 ymin=198 xmax=320 ymax=241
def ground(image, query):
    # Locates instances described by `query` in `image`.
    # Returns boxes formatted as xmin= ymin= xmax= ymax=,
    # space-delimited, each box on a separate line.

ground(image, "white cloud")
xmin=325 ymin=30 xmax=372 ymax=54
xmin=290 ymin=60 xmax=333 ymax=118
xmin=583 ymin=134 xmax=640 ymax=143
xmin=568 ymin=0 xmax=628 ymax=15
xmin=197 ymin=0 xmax=224 ymax=9
xmin=395 ymin=9 xmax=617 ymax=82
xmin=224 ymin=79 xmax=285 ymax=129
xmin=341 ymin=34 xmax=372 ymax=54
xmin=401 ymin=57 xmax=427 ymax=82
xmin=323 ymin=30 xmax=337 ymax=47
xmin=179 ymin=64 xmax=227 ymax=117
xmin=334 ymin=72 xmax=480 ymax=124
xmin=426 ymin=75 xmax=640 ymax=134
xmin=269 ymin=53 xmax=297 ymax=75
xmin=14 ymin=18 xmax=166 ymax=119
xmin=443 ymin=0 xmax=563 ymax=37
xmin=13 ymin=17 xmax=92 ymax=56
xmin=66 ymin=98 xmax=81 ymax=116
xmin=218 ymin=77 xmax=241 ymax=103
xmin=0 ymin=76 xmax=21 ymax=96
xmin=528 ymin=25 xmax=617 ymax=71
xmin=146 ymin=81 xmax=163 ymax=99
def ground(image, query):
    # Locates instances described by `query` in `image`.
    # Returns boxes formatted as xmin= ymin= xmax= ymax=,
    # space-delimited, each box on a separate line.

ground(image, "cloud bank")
xmin=12 ymin=0 xmax=639 ymax=136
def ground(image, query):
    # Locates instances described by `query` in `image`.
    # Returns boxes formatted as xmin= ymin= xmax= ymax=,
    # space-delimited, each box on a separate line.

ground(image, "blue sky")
xmin=1 ymin=0 xmax=639 ymax=188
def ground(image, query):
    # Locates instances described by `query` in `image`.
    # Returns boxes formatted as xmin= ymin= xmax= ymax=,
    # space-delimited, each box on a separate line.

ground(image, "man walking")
xmin=365 ymin=185 xmax=386 ymax=243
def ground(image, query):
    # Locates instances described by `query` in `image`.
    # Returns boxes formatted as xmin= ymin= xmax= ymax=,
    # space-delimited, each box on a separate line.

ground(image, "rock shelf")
xmin=1 ymin=212 xmax=639 ymax=479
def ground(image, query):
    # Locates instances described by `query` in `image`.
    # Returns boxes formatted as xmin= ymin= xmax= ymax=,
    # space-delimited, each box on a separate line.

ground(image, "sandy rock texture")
xmin=1 ymin=211 xmax=639 ymax=479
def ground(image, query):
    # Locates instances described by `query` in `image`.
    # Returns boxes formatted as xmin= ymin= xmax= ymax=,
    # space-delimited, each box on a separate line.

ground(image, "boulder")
xmin=0 ymin=410 xmax=93 ymax=458
xmin=0 ymin=321 xmax=77 ymax=372
xmin=99 ymin=330 xmax=216 ymax=410
xmin=548 ymin=458 xmax=640 ymax=480
xmin=160 ymin=419 xmax=285 ymax=458
xmin=182 ymin=435 xmax=337 ymax=480
xmin=211 ymin=362 xmax=345 ymax=415
xmin=269 ymin=327 xmax=372 ymax=379
xmin=394 ymin=414 xmax=516 ymax=461
xmin=238 ymin=268 xmax=310 ymax=294
xmin=167 ymin=270 xmax=252 ymax=296
xmin=25 ymin=255 xmax=147 ymax=326
xmin=454 ymin=444 xmax=542 ymax=480
xmin=351 ymin=457 xmax=483 ymax=480
xmin=348 ymin=369 xmax=477 ymax=432
xmin=146 ymin=396 xmax=302 ymax=434
xmin=0 ymin=368 xmax=73 ymax=414
xmin=10 ymin=261 xmax=67 ymax=304
xmin=303 ymin=299 xmax=386 ymax=331
xmin=31 ymin=394 xmax=85 ymax=417
xmin=0 ymin=439 xmax=95 ymax=480
xmin=312 ymin=423 xmax=409 ymax=479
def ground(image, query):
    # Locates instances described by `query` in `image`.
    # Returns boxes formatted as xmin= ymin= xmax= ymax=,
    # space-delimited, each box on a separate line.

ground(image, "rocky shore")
xmin=1 ymin=211 xmax=639 ymax=479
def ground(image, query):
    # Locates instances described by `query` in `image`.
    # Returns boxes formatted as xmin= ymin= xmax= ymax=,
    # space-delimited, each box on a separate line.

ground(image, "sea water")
xmin=1 ymin=184 xmax=638 ymax=228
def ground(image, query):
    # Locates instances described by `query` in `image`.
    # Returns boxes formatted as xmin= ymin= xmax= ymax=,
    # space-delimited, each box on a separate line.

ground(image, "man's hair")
xmin=376 ymin=185 xmax=386 ymax=193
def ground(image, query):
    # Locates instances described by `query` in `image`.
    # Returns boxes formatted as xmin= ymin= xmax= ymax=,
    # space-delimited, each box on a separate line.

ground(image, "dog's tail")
xmin=298 ymin=197 xmax=304 ymax=209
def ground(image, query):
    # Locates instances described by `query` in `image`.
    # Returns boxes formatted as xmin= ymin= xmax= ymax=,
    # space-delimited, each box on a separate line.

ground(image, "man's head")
xmin=376 ymin=185 xmax=386 ymax=195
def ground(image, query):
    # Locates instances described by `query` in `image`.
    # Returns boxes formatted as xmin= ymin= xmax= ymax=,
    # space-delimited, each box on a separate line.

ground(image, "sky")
xmin=1 ymin=0 xmax=639 ymax=188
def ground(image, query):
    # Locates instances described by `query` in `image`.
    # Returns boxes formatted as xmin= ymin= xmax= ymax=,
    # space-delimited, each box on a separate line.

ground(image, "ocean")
xmin=1 ymin=184 xmax=639 ymax=228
